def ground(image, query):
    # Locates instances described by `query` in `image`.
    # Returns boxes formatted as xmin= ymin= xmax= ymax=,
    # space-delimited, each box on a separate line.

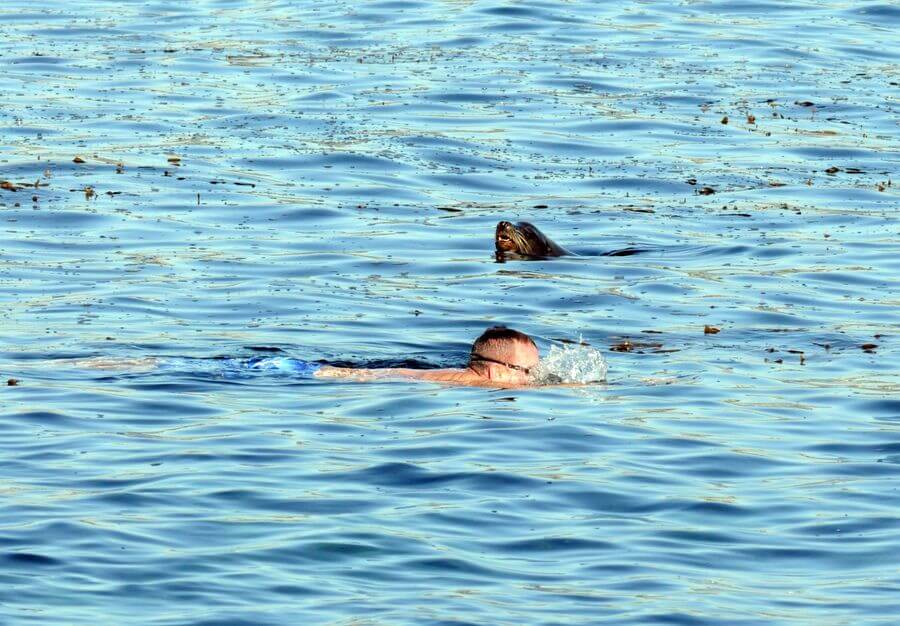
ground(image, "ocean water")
xmin=1 ymin=0 xmax=898 ymax=623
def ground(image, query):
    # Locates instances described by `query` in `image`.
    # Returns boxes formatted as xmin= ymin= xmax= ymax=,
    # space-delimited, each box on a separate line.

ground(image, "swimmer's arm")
xmin=315 ymin=366 xmax=395 ymax=381
xmin=315 ymin=366 xmax=474 ymax=383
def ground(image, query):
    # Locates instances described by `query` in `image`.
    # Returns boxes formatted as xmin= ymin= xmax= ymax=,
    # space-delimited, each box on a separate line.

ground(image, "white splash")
xmin=532 ymin=340 xmax=608 ymax=385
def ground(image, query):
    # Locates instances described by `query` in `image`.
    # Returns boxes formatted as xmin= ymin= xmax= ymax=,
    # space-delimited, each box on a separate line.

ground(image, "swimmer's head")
xmin=468 ymin=326 xmax=540 ymax=384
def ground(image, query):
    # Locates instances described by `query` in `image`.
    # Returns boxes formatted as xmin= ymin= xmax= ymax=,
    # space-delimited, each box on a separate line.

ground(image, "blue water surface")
xmin=1 ymin=0 xmax=899 ymax=624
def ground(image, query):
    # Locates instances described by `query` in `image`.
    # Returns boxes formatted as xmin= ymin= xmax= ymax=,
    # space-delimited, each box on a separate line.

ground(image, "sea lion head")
xmin=495 ymin=221 xmax=554 ymax=258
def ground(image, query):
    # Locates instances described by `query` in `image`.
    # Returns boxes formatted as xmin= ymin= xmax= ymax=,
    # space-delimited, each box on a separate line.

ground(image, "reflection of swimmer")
xmin=318 ymin=326 xmax=539 ymax=387
xmin=494 ymin=220 xmax=647 ymax=261
xmin=68 ymin=327 xmax=552 ymax=388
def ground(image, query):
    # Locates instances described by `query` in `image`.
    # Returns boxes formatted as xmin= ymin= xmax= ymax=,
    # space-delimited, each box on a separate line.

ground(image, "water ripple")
xmin=2 ymin=0 xmax=898 ymax=624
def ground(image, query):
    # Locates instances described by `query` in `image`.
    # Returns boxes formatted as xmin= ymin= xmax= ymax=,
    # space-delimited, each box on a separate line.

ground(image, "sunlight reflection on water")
xmin=1 ymin=0 xmax=898 ymax=624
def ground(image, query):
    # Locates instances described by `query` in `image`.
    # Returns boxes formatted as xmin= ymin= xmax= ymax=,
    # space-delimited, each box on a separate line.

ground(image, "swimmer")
xmin=62 ymin=326 xmax=544 ymax=388
xmin=317 ymin=326 xmax=539 ymax=387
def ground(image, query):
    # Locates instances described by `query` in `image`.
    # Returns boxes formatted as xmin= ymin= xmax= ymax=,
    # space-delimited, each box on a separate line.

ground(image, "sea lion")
xmin=495 ymin=220 xmax=648 ymax=260
xmin=494 ymin=221 xmax=572 ymax=259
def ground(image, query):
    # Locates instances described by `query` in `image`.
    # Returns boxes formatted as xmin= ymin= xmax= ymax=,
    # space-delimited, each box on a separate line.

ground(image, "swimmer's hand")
xmin=63 ymin=357 xmax=161 ymax=371
xmin=315 ymin=365 xmax=346 ymax=378
xmin=315 ymin=366 xmax=378 ymax=381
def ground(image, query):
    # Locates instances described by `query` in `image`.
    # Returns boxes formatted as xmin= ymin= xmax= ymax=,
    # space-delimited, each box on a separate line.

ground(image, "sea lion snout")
xmin=495 ymin=221 xmax=517 ymax=252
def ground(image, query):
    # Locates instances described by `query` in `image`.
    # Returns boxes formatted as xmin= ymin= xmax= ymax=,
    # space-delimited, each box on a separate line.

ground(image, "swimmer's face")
xmin=508 ymin=339 xmax=539 ymax=371
xmin=505 ymin=340 xmax=540 ymax=384
xmin=470 ymin=337 xmax=540 ymax=384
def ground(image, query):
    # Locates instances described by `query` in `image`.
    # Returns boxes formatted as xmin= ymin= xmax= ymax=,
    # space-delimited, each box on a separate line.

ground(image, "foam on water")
xmin=532 ymin=341 xmax=608 ymax=385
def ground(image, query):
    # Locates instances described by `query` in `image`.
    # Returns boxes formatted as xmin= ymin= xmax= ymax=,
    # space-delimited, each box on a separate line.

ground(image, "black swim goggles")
xmin=469 ymin=352 xmax=532 ymax=375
